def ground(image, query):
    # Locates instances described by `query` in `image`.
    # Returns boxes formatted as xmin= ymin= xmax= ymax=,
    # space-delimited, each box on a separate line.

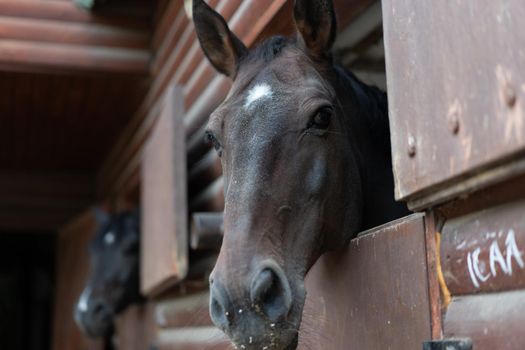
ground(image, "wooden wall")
xmin=52 ymin=210 xmax=103 ymax=350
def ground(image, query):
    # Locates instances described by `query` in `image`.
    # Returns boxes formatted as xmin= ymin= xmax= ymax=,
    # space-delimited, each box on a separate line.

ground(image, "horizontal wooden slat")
xmin=155 ymin=292 xmax=212 ymax=328
xmin=0 ymin=39 xmax=149 ymax=74
xmin=444 ymin=290 xmax=525 ymax=350
xmin=0 ymin=16 xmax=149 ymax=49
xmin=190 ymin=212 xmax=223 ymax=250
xmin=0 ymin=0 xmax=151 ymax=29
xmin=441 ymin=199 xmax=525 ymax=295
xmin=156 ymin=327 xmax=230 ymax=350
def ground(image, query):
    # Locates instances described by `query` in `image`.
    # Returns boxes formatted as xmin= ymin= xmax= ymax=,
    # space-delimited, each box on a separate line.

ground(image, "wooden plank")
xmin=140 ymin=85 xmax=188 ymax=296
xmin=441 ymin=199 xmax=525 ymax=295
xmin=424 ymin=212 xmax=443 ymax=340
xmin=298 ymin=214 xmax=431 ymax=349
xmin=0 ymin=0 xmax=151 ymax=29
xmin=382 ymin=0 xmax=525 ymax=205
xmin=0 ymin=172 xmax=94 ymax=231
xmin=190 ymin=212 xmax=223 ymax=250
xmin=0 ymin=40 xmax=149 ymax=74
xmin=52 ymin=210 xmax=104 ymax=350
xmin=444 ymin=290 xmax=525 ymax=350
xmin=156 ymin=327 xmax=230 ymax=350
xmin=0 ymin=16 xmax=149 ymax=49
xmin=114 ymin=303 xmax=156 ymax=350
xmin=155 ymin=291 xmax=212 ymax=329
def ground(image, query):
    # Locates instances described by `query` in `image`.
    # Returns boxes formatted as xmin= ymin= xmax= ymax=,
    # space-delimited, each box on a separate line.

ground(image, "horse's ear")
xmin=293 ymin=0 xmax=337 ymax=59
xmin=193 ymin=0 xmax=248 ymax=78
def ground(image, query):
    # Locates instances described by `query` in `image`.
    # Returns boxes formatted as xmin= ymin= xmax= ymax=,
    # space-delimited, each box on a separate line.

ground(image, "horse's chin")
xmin=284 ymin=334 xmax=299 ymax=350
xmin=82 ymin=319 xmax=114 ymax=339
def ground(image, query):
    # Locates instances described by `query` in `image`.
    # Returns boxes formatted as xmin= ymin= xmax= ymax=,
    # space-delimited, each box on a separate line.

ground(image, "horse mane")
xmin=334 ymin=65 xmax=391 ymax=157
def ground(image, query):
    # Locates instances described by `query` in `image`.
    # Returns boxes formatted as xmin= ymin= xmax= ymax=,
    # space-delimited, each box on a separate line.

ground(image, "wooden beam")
xmin=0 ymin=172 xmax=95 ymax=232
xmin=190 ymin=212 xmax=223 ymax=250
xmin=0 ymin=39 xmax=149 ymax=74
xmin=0 ymin=0 xmax=151 ymax=29
xmin=0 ymin=16 xmax=149 ymax=49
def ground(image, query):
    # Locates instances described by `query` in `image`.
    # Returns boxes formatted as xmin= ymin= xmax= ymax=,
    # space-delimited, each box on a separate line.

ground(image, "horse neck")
xmin=335 ymin=66 xmax=409 ymax=231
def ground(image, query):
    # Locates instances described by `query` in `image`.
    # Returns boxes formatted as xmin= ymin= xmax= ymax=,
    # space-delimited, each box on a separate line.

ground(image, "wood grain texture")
xmin=141 ymin=85 xmax=188 ymax=296
xmin=445 ymin=290 xmax=525 ymax=350
xmin=52 ymin=210 xmax=104 ymax=350
xmin=298 ymin=214 xmax=431 ymax=349
xmin=383 ymin=0 xmax=525 ymax=204
xmin=114 ymin=302 xmax=156 ymax=350
xmin=441 ymin=199 xmax=525 ymax=295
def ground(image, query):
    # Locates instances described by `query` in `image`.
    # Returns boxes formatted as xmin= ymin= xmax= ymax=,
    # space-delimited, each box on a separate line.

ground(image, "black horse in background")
xmin=74 ymin=209 xmax=141 ymax=345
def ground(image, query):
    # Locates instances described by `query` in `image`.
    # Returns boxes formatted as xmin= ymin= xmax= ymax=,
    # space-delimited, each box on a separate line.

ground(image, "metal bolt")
xmin=448 ymin=112 xmax=460 ymax=134
xmin=504 ymin=84 xmax=517 ymax=108
xmin=407 ymin=135 xmax=416 ymax=157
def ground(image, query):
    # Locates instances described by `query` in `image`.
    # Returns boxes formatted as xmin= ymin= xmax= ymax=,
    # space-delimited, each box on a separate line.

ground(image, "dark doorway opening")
xmin=0 ymin=233 xmax=55 ymax=350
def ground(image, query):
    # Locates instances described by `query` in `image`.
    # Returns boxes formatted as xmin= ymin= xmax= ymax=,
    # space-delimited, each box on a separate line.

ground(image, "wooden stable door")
xmin=298 ymin=214 xmax=432 ymax=349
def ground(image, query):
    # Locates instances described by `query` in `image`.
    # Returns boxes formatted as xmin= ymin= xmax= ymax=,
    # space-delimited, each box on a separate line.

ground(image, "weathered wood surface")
xmin=52 ymin=210 xmax=104 ymax=350
xmin=154 ymin=290 xmax=230 ymax=350
xmin=0 ymin=172 xmax=93 ymax=231
xmin=155 ymin=291 xmax=212 ymax=329
xmin=141 ymin=85 xmax=188 ymax=296
xmin=441 ymin=199 xmax=525 ymax=295
xmin=298 ymin=214 xmax=431 ymax=349
xmin=382 ymin=0 xmax=525 ymax=207
xmin=114 ymin=303 xmax=156 ymax=350
xmin=444 ymin=290 xmax=525 ymax=350
xmin=0 ymin=1 xmax=152 ymax=73
xmin=190 ymin=212 xmax=223 ymax=250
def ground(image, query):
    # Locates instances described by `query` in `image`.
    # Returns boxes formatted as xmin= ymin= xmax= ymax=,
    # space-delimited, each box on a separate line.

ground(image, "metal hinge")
xmin=422 ymin=339 xmax=473 ymax=350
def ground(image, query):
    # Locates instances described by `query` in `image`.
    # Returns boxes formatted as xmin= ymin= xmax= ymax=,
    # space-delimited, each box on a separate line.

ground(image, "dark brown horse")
xmin=193 ymin=0 xmax=408 ymax=349
xmin=74 ymin=209 xmax=141 ymax=341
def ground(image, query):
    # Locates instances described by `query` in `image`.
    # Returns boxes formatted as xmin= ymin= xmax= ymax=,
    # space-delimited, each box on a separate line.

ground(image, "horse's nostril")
xmin=209 ymin=284 xmax=233 ymax=330
xmin=250 ymin=264 xmax=292 ymax=321
xmin=91 ymin=300 xmax=111 ymax=319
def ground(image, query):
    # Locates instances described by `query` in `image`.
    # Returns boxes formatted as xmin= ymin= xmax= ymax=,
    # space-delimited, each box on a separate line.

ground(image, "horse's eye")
xmin=205 ymin=131 xmax=223 ymax=156
xmin=308 ymin=107 xmax=332 ymax=130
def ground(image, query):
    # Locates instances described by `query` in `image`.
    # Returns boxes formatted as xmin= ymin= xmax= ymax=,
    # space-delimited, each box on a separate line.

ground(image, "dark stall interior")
xmin=0 ymin=233 xmax=55 ymax=350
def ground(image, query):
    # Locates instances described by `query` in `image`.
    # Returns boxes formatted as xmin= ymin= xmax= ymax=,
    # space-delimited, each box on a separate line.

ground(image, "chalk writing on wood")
xmin=466 ymin=229 xmax=524 ymax=288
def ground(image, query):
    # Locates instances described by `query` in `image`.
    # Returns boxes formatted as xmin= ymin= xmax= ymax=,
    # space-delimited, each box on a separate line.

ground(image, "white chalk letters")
xmin=466 ymin=229 xmax=524 ymax=288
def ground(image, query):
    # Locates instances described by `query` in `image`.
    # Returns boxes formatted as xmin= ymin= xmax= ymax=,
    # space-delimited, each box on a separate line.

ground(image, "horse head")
xmin=74 ymin=208 xmax=141 ymax=338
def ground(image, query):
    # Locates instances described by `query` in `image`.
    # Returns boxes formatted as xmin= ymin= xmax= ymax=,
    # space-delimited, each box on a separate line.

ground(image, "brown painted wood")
xmin=298 ymin=213 xmax=431 ymax=350
xmin=382 ymin=0 xmax=525 ymax=205
xmin=114 ymin=302 xmax=156 ymax=350
xmin=52 ymin=210 xmax=104 ymax=350
xmin=0 ymin=0 xmax=150 ymax=29
xmin=0 ymin=172 xmax=94 ymax=231
xmin=0 ymin=40 xmax=149 ymax=74
xmin=0 ymin=16 xmax=149 ymax=49
xmin=155 ymin=291 xmax=213 ymax=329
xmin=141 ymin=85 xmax=188 ymax=296
xmin=190 ymin=212 xmax=223 ymax=250
xmin=444 ymin=290 xmax=525 ymax=350
xmin=441 ymin=199 xmax=525 ymax=295
xmin=423 ymin=211 xmax=443 ymax=340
